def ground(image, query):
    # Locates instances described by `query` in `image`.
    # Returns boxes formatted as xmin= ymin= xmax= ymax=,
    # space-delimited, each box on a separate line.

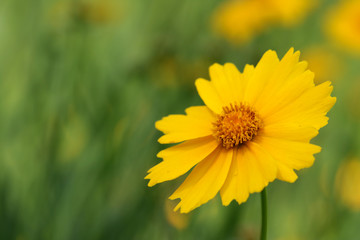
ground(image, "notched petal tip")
xmin=209 ymin=62 xmax=223 ymax=70
xmin=168 ymin=197 xmax=188 ymax=213
xmin=147 ymin=181 xmax=156 ymax=187
xmin=155 ymin=118 xmax=166 ymax=131
xmin=145 ymin=177 xmax=157 ymax=187
xmin=223 ymin=62 xmax=236 ymax=68
xmin=194 ymin=78 xmax=209 ymax=87
xmin=221 ymin=194 xmax=249 ymax=207
xmin=157 ymin=135 xmax=172 ymax=144
xmin=314 ymin=145 xmax=322 ymax=154
xmin=263 ymin=49 xmax=279 ymax=59
xmin=287 ymin=174 xmax=298 ymax=183
xmin=264 ymin=49 xmax=275 ymax=54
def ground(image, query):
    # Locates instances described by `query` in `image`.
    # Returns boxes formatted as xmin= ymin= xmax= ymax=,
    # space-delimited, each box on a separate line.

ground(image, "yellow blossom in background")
xmin=263 ymin=0 xmax=316 ymax=26
xmin=325 ymin=0 xmax=360 ymax=55
xmin=303 ymin=47 xmax=342 ymax=84
xmin=212 ymin=0 xmax=315 ymax=44
xmin=165 ymin=200 xmax=190 ymax=230
xmin=335 ymin=158 xmax=360 ymax=211
xmin=146 ymin=48 xmax=336 ymax=213
xmin=212 ymin=0 xmax=272 ymax=44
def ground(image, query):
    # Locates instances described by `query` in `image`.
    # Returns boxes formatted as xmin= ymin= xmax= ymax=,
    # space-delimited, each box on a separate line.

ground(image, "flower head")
xmin=212 ymin=0 xmax=272 ymax=44
xmin=212 ymin=0 xmax=315 ymax=44
xmin=146 ymin=48 xmax=336 ymax=213
xmin=325 ymin=0 xmax=360 ymax=55
xmin=264 ymin=0 xmax=316 ymax=26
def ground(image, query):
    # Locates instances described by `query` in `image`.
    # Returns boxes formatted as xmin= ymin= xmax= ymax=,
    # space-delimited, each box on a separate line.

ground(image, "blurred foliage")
xmin=0 ymin=0 xmax=360 ymax=239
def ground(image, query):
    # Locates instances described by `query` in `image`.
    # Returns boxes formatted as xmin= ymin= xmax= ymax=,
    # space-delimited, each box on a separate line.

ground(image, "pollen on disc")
xmin=213 ymin=103 xmax=263 ymax=149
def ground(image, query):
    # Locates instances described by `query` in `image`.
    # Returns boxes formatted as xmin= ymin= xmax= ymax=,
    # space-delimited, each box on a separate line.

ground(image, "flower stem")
xmin=260 ymin=188 xmax=267 ymax=240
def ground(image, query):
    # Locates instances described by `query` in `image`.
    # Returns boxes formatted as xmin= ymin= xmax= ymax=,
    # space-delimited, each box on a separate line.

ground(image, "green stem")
xmin=260 ymin=188 xmax=267 ymax=240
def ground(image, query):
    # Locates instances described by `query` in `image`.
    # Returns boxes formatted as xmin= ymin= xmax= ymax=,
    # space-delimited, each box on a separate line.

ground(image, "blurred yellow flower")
xmin=164 ymin=199 xmax=189 ymax=230
xmin=146 ymin=48 xmax=336 ymax=213
xmin=264 ymin=0 xmax=316 ymax=26
xmin=335 ymin=158 xmax=360 ymax=211
xmin=212 ymin=0 xmax=271 ymax=44
xmin=212 ymin=0 xmax=315 ymax=44
xmin=325 ymin=0 xmax=360 ymax=55
xmin=303 ymin=47 xmax=342 ymax=84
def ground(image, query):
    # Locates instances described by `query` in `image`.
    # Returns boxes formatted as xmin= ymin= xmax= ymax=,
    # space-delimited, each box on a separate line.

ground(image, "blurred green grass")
xmin=0 ymin=0 xmax=360 ymax=239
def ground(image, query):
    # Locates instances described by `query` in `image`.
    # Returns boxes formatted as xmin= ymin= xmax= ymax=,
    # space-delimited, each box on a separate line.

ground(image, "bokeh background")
xmin=1 ymin=0 xmax=360 ymax=239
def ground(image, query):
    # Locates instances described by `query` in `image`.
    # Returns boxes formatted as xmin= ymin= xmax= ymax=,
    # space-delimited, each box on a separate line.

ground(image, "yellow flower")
xmin=264 ymin=0 xmax=316 ymax=26
xmin=335 ymin=158 xmax=360 ymax=211
xmin=212 ymin=0 xmax=315 ymax=44
xmin=325 ymin=0 xmax=360 ymax=55
xmin=303 ymin=47 xmax=342 ymax=84
xmin=212 ymin=0 xmax=272 ymax=44
xmin=146 ymin=48 xmax=336 ymax=213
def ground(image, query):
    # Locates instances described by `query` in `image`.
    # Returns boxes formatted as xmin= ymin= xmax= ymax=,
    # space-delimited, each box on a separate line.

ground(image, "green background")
xmin=0 ymin=0 xmax=359 ymax=239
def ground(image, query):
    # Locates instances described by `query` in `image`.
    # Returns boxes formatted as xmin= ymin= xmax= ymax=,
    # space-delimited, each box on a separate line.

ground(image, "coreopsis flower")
xmin=335 ymin=158 xmax=360 ymax=211
xmin=212 ymin=0 xmax=315 ymax=44
xmin=146 ymin=48 xmax=336 ymax=213
xmin=325 ymin=0 xmax=360 ymax=55
xmin=264 ymin=0 xmax=316 ymax=26
xmin=212 ymin=0 xmax=272 ymax=44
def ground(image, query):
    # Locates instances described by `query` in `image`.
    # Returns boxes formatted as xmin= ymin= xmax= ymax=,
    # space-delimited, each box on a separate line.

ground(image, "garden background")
xmin=0 ymin=0 xmax=360 ymax=239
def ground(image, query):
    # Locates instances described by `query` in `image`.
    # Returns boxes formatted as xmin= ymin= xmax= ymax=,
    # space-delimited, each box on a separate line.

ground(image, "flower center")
xmin=213 ymin=103 xmax=262 ymax=149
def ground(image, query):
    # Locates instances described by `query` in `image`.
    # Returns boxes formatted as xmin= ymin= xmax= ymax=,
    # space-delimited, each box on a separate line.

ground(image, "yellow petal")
xmin=253 ymin=49 xmax=310 ymax=111
xmin=259 ymin=69 xmax=315 ymax=117
xmin=245 ymin=142 xmax=278 ymax=192
xmin=209 ymin=63 xmax=243 ymax=105
xmin=220 ymin=142 xmax=277 ymax=206
xmin=195 ymin=63 xmax=247 ymax=113
xmin=156 ymin=106 xmax=216 ymax=144
xmin=169 ymin=147 xmax=233 ymax=213
xmin=195 ymin=78 xmax=224 ymax=114
xmin=275 ymin=163 xmax=298 ymax=183
xmin=184 ymin=105 xmax=215 ymax=119
xmin=145 ymin=136 xmax=219 ymax=187
xmin=243 ymin=50 xmax=280 ymax=104
xmin=224 ymin=63 xmax=246 ymax=100
xmin=243 ymin=64 xmax=255 ymax=79
xmin=220 ymin=147 xmax=249 ymax=206
xmin=261 ymin=123 xmax=319 ymax=142
xmin=255 ymin=136 xmax=321 ymax=171
xmin=238 ymin=64 xmax=254 ymax=99
xmin=264 ymin=81 xmax=336 ymax=130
